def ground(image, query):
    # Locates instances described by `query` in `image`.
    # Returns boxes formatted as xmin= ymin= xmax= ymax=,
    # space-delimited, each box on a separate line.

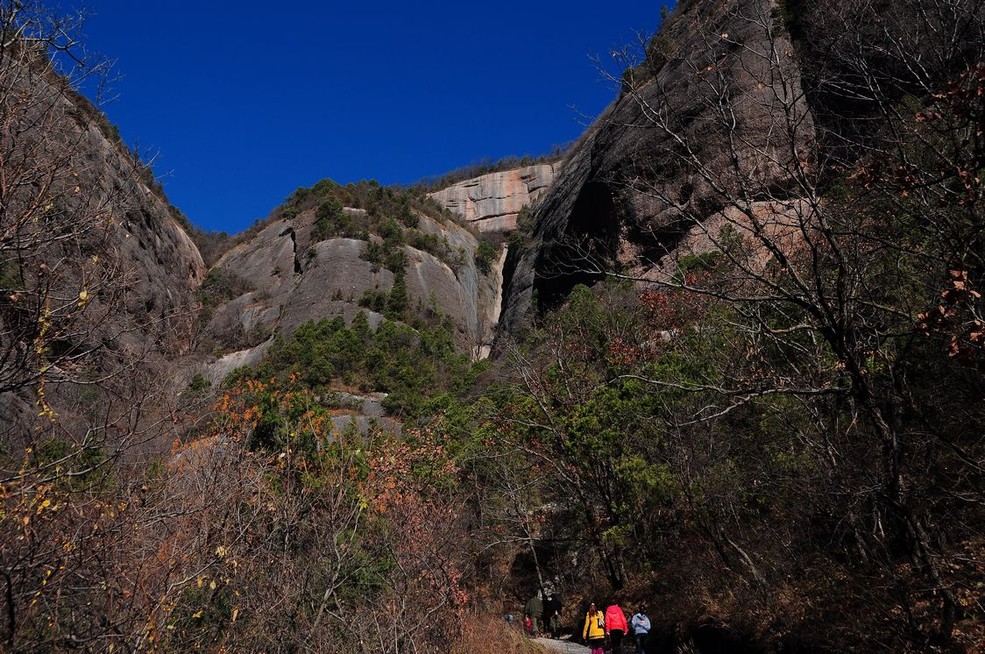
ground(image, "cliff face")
xmin=428 ymin=164 xmax=557 ymax=232
xmin=199 ymin=203 xmax=503 ymax=381
xmin=0 ymin=50 xmax=206 ymax=445
xmin=498 ymin=0 xmax=985 ymax=341
xmin=498 ymin=0 xmax=812 ymax=336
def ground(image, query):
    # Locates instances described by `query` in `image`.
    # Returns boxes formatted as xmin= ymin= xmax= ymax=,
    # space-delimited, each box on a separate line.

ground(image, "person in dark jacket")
xmin=545 ymin=593 xmax=563 ymax=637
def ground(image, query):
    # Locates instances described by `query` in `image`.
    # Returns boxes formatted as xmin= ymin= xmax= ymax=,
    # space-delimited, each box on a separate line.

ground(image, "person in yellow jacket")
xmin=582 ymin=602 xmax=606 ymax=654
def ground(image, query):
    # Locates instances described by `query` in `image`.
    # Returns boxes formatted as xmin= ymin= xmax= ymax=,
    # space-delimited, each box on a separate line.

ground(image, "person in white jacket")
xmin=630 ymin=605 xmax=651 ymax=653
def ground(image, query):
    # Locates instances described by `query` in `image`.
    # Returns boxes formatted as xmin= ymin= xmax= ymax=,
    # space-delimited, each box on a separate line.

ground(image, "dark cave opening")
xmin=533 ymin=181 xmax=619 ymax=313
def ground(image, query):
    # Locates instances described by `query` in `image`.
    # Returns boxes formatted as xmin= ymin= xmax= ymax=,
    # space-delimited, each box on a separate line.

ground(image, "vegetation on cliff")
xmin=231 ymin=311 xmax=481 ymax=420
xmin=282 ymin=178 xmax=471 ymax=272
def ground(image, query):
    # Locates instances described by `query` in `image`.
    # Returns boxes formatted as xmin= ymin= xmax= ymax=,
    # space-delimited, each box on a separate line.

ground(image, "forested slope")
xmin=490 ymin=0 xmax=985 ymax=649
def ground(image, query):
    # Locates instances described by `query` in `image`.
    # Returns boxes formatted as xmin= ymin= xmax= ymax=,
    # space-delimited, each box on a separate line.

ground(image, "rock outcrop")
xmin=0 ymin=52 xmax=206 ymax=445
xmin=498 ymin=0 xmax=812 ymax=337
xmin=200 ymin=204 xmax=503 ymax=382
xmin=428 ymin=164 xmax=557 ymax=232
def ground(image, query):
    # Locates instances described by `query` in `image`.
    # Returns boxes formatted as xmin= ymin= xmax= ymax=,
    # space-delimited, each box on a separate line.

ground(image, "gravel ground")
xmin=533 ymin=637 xmax=591 ymax=653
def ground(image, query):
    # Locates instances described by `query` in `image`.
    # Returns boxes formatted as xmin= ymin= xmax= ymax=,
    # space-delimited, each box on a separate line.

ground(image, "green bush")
xmin=313 ymin=198 xmax=345 ymax=241
xmin=359 ymin=288 xmax=388 ymax=314
xmin=198 ymin=268 xmax=253 ymax=307
xmin=185 ymin=373 xmax=212 ymax=398
xmin=362 ymin=239 xmax=408 ymax=273
xmin=232 ymin=310 xmax=474 ymax=419
xmin=475 ymin=240 xmax=498 ymax=275
xmin=673 ymin=251 xmax=723 ymax=284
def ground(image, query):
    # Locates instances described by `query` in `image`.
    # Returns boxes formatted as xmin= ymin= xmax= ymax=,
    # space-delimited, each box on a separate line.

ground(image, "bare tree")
xmin=585 ymin=0 xmax=985 ymax=646
xmin=0 ymin=2 xmax=205 ymax=648
xmin=499 ymin=0 xmax=985 ymax=646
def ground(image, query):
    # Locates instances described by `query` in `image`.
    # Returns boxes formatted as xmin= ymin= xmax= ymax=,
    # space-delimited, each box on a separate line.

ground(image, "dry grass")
xmin=452 ymin=614 xmax=552 ymax=654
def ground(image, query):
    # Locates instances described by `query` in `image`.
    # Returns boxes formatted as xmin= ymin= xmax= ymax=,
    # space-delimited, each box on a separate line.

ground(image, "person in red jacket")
xmin=604 ymin=600 xmax=629 ymax=654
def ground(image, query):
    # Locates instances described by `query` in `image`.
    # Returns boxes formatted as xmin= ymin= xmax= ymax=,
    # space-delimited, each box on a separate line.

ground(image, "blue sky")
xmin=77 ymin=1 xmax=666 ymax=234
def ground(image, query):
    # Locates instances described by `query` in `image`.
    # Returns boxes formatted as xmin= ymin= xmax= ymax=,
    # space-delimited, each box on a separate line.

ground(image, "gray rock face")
xmin=429 ymin=164 xmax=557 ymax=232
xmin=498 ymin=0 xmax=812 ymax=337
xmin=202 ymin=205 xmax=504 ymax=365
xmin=0 ymin=57 xmax=206 ymax=445
xmin=61 ymin=105 xmax=207 ymax=353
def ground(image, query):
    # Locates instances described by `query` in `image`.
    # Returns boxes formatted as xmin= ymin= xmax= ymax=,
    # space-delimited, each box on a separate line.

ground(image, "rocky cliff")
xmin=199 ymin=193 xmax=504 ymax=382
xmin=428 ymin=164 xmax=557 ymax=232
xmin=0 ymin=48 xmax=206 ymax=447
xmin=498 ymin=0 xmax=984 ymax=340
xmin=498 ymin=0 xmax=812 ymax=336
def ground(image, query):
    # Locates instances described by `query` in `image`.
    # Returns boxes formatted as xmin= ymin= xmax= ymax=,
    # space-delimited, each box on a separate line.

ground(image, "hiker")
xmin=524 ymin=591 xmax=543 ymax=636
xmin=545 ymin=593 xmax=563 ymax=637
xmin=605 ymin=599 xmax=629 ymax=654
xmin=630 ymin=604 xmax=651 ymax=653
xmin=549 ymin=609 xmax=561 ymax=639
xmin=582 ymin=602 xmax=606 ymax=654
